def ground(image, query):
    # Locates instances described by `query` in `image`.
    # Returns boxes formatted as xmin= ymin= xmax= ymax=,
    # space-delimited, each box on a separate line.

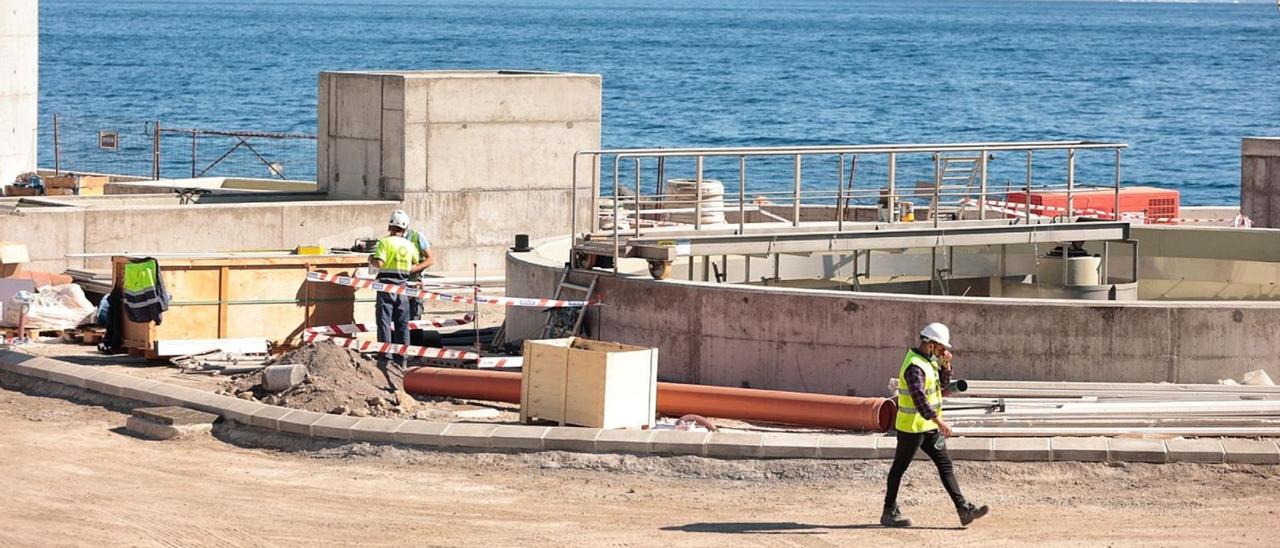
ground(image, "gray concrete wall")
xmin=317 ymin=70 xmax=599 ymax=271
xmin=507 ymin=234 xmax=1280 ymax=397
xmin=0 ymin=0 xmax=38 ymax=186
xmin=1241 ymin=137 xmax=1280 ymax=228
xmin=0 ymin=200 xmax=395 ymax=271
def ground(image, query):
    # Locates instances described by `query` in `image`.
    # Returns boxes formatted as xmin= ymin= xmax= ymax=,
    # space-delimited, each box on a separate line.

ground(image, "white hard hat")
xmin=920 ymin=322 xmax=951 ymax=349
xmin=389 ymin=209 xmax=410 ymax=230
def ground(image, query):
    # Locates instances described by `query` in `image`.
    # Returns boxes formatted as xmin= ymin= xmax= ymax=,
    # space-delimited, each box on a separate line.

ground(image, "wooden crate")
xmin=112 ymin=254 xmax=375 ymax=353
xmin=3 ymin=185 xmax=41 ymax=197
xmin=45 ymin=175 xmax=108 ymax=196
xmin=520 ymin=337 xmax=658 ymax=429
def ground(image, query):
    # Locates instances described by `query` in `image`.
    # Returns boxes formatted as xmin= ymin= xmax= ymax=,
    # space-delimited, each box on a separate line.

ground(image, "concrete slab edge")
xmin=3 ymin=350 xmax=1279 ymax=464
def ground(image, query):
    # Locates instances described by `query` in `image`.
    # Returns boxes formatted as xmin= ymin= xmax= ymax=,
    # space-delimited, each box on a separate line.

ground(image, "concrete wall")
xmin=0 ymin=199 xmax=395 ymax=272
xmin=507 ymin=232 xmax=1280 ymax=397
xmin=317 ymin=70 xmax=600 ymax=271
xmin=0 ymin=0 xmax=38 ymax=186
xmin=1241 ymin=137 xmax=1280 ymax=228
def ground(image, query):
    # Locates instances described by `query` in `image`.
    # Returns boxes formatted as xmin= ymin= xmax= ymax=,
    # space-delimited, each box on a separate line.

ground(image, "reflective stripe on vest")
xmin=895 ymin=349 xmax=943 ymax=433
xmin=374 ymin=235 xmax=419 ymax=279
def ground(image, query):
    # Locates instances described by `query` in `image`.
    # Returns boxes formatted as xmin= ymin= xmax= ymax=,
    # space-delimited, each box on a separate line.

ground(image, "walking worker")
xmin=369 ymin=210 xmax=432 ymax=397
xmin=881 ymin=322 xmax=990 ymax=528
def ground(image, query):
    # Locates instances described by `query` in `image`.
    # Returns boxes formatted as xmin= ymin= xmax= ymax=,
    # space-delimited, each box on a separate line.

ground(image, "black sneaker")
xmin=957 ymin=503 xmax=990 ymax=526
xmin=880 ymin=505 xmax=912 ymax=528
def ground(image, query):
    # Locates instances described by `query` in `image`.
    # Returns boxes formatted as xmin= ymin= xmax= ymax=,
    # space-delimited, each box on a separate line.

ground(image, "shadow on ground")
xmin=660 ymin=521 xmax=962 ymax=534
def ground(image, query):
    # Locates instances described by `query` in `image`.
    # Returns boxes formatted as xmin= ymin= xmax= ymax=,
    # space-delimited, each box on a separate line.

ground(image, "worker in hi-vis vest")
xmin=369 ymin=210 xmax=432 ymax=403
xmin=881 ymin=322 xmax=990 ymax=528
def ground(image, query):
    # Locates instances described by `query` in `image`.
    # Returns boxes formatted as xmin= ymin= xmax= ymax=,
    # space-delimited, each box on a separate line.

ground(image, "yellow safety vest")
xmin=373 ymin=235 xmax=420 ymax=281
xmin=895 ymin=349 xmax=943 ymax=433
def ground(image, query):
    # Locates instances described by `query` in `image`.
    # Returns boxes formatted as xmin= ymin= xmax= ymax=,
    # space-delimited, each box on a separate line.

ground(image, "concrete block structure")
xmin=1241 ymin=137 xmax=1280 ymax=228
xmin=0 ymin=0 xmax=38 ymax=186
xmin=317 ymin=70 xmax=600 ymax=271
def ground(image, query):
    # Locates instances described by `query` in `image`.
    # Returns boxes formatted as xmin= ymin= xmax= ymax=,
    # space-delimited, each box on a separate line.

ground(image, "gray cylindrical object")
xmin=262 ymin=364 xmax=307 ymax=392
xmin=948 ymin=379 xmax=968 ymax=393
xmin=664 ymin=179 xmax=726 ymax=225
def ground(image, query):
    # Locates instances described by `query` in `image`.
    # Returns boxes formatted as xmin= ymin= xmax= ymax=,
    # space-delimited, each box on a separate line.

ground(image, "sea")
xmin=36 ymin=0 xmax=1280 ymax=205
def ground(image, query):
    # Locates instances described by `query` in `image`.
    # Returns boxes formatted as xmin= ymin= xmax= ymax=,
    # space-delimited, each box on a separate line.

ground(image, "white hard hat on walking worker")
xmin=389 ymin=209 xmax=411 ymax=230
xmin=920 ymin=322 xmax=951 ymax=349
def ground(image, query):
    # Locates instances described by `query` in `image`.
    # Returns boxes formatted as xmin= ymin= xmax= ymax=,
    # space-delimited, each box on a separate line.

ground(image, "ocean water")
xmin=37 ymin=0 xmax=1280 ymax=205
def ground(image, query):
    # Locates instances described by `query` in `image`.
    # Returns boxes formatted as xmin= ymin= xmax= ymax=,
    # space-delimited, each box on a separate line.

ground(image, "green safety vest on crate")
xmin=122 ymin=258 xmax=170 ymax=324
xmin=895 ymin=349 xmax=943 ymax=433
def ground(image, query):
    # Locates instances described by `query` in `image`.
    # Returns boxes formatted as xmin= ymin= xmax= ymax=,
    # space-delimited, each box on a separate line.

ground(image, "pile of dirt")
xmin=225 ymin=341 xmax=405 ymax=417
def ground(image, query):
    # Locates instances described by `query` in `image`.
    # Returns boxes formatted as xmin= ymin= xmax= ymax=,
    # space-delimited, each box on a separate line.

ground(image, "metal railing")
xmin=571 ymin=141 xmax=1127 ymax=258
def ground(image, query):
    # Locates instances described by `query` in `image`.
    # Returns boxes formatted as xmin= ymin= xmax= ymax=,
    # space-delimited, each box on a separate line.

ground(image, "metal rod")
xmin=1065 ymin=148 xmax=1076 ymax=218
xmin=591 ymin=154 xmax=600 ymax=233
xmin=773 ymin=253 xmax=780 ymax=279
xmin=978 ymin=149 xmax=989 ymax=220
xmin=634 ymin=158 xmax=642 ymax=238
xmin=1114 ymin=148 xmax=1122 ymax=221
xmin=837 ymin=153 xmax=846 ymax=231
xmin=656 ymin=156 xmax=666 ymax=197
xmin=152 ymin=121 xmax=162 ymax=180
xmin=930 ymin=247 xmax=937 ymax=295
xmin=1025 ymin=151 xmax=1033 ymax=225
xmin=191 ymin=129 xmax=198 ymax=178
xmin=695 ymin=155 xmax=704 ymax=230
xmin=720 ymin=254 xmax=727 ymax=283
xmin=739 ymin=156 xmax=746 ymax=235
xmin=702 ymin=255 xmax=711 ymax=282
xmin=1102 ymin=241 xmax=1110 ymax=286
xmin=612 ymin=156 xmax=620 ymax=274
xmin=793 ymin=154 xmax=802 ymax=227
xmin=932 ymin=153 xmax=941 ymax=228
xmin=571 ymin=152 xmax=580 ymax=240
xmin=887 ymin=152 xmax=896 ymax=223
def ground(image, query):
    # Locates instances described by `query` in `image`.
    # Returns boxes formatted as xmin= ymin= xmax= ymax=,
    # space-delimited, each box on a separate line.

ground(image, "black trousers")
xmin=884 ymin=429 xmax=967 ymax=510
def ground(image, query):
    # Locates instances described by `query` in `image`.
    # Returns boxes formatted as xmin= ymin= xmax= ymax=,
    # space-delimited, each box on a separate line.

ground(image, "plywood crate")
xmin=521 ymin=337 xmax=658 ymax=429
xmin=45 ymin=174 xmax=108 ymax=196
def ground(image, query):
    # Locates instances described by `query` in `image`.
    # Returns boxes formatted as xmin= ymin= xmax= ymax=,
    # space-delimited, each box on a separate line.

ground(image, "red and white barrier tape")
xmin=305 ymin=271 xmax=589 ymax=308
xmin=301 ymin=331 xmax=522 ymax=369
xmin=303 ymin=314 xmax=474 ymax=337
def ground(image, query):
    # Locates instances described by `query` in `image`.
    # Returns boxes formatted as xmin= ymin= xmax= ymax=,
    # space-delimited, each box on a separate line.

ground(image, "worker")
xmin=881 ymin=322 xmax=990 ymax=528
xmin=369 ymin=210 xmax=432 ymax=405
xmin=388 ymin=209 xmax=435 ymax=320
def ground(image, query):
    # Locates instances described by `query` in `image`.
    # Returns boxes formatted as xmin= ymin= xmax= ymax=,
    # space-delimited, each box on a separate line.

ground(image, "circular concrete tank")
xmin=507 ymin=225 xmax=1280 ymax=398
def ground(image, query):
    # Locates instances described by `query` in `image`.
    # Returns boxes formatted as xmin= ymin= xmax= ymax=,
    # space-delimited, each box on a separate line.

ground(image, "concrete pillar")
xmin=1241 ymin=137 xmax=1280 ymax=228
xmin=317 ymin=70 xmax=601 ymax=272
xmin=0 ymin=0 xmax=38 ymax=187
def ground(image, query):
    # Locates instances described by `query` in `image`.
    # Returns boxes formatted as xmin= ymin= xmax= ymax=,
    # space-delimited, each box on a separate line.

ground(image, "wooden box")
xmin=112 ymin=253 xmax=375 ymax=355
xmin=3 ymin=185 xmax=41 ymax=197
xmin=521 ymin=337 xmax=658 ymax=429
xmin=45 ymin=174 xmax=108 ymax=196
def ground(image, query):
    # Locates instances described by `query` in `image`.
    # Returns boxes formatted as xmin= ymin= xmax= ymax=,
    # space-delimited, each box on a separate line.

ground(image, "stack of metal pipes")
xmin=941 ymin=380 xmax=1280 ymax=438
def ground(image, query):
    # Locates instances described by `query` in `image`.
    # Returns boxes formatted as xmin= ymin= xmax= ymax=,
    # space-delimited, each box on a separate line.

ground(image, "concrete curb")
xmin=3 ymin=350 xmax=1278 ymax=465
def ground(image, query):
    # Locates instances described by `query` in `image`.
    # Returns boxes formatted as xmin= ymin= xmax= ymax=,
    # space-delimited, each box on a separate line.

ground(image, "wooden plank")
xmin=153 ymin=337 xmax=268 ymax=356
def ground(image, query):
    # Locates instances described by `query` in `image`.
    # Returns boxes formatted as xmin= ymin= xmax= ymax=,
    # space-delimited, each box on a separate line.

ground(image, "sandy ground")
xmin=2 ymin=374 xmax=1279 ymax=547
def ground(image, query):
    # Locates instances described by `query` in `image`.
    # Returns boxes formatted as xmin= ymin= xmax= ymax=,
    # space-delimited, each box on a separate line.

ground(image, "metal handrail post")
xmin=591 ymin=154 xmax=601 ymax=232
xmin=1065 ymin=148 xmax=1076 ymax=219
xmin=570 ymin=151 xmax=579 ymax=239
xmin=932 ymin=153 xmax=941 ymax=228
xmin=738 ymin=155 xmax=746 ymax=234
xmin=634 ymin=158 xmax=642 ymax=238
xmin=837 ymin=153 xmax=846 ymax=231
xmin=978 ymin=149 xmax=988 ymax=220
xmin=612 ymin=156 xmax=621 ymax=273
xmin=695 ymin=155 xmax=704 ymax=230
xmin=1025 ymin=151 xmax=1033 ymax=225
xmin=792 ymin=154 xmax=802 ymax=227
xmin=1114 ymin=148 xmax=1122 ymax=221
xmin=52 ymin=113 xmax=60 ymax=176
xmin=152 ymin=121 xmax=162 ymax=180
xmin=887 ymin=152 xmax=896 ymax=223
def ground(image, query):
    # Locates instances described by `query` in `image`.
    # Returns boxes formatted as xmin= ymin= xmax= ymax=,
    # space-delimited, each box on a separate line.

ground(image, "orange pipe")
xmin=404 ymin=367 xmax=895 ymax=432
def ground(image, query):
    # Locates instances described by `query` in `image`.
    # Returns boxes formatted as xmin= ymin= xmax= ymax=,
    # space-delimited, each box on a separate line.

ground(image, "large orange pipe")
xmin=404 ymin=367 xmax=895 ymax=432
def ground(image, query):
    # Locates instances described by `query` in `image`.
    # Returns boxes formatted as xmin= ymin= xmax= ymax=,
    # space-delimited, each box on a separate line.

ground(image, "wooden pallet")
xmin=0 ymin=327 xmax=69 ymax=341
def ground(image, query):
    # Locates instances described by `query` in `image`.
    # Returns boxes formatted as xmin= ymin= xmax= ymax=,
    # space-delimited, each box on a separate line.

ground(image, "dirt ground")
xmin=1 ymin=375 xmax=1279 ymax=547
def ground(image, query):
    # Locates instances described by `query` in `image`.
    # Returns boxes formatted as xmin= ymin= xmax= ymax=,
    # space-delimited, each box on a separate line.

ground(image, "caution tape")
xmin=305 ymin=271 xmax=590 ymax=308
xmin=301 ymin=331 xmax=522 ymax=369
xmin=303 ymin=314 xmax=474 ymax=337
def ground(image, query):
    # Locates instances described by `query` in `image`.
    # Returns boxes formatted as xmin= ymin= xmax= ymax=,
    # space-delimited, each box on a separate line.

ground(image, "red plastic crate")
xmin=1003 ymin=186 xmax=1179 ymax=223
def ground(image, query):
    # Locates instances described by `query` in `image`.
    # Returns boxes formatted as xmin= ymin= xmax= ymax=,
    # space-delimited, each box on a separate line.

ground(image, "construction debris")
xmin=225 ymin=341 xmax=407 ymax=417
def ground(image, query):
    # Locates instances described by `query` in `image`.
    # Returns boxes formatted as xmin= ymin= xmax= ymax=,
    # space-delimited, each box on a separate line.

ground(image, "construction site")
xmin=4 ymin=2 xmax=1280 ymax=545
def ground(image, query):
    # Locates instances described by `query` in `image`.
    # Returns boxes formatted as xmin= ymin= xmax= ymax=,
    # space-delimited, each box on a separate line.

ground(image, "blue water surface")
xmin=37 ymin=0 xmax=1280 ymax=204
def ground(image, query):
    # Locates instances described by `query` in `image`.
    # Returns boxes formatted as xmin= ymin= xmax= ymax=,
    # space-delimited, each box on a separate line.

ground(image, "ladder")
xmin=933 ymin=155 xmax=982 ymax=220
xmin=542 ymin=267 xmax=599 ymax=339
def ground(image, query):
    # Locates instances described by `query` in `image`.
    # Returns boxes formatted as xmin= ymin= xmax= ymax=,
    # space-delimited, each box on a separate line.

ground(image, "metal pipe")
xmin=1065 ymin=148 xmax=1076 ymax=218
xmin=152 ymin=121 xmax=162 ymax=180
xmin=571 ymin=152 xmax=580 ymax=239
xmin=695 ymin=155 xmax=704 ymax=230
xmin=634 ymin=158 xmax=642 ymax=238
xmin=1114 ymin=148 xmax=1122 ymax=221
xmin=738 ymin=155 xmax=746 ymax=234
xmin=612 ymin=156 xmax=620 ymax=274
xmin=887 ymin=152 xmax=896 ymax=223
xmin=403 ymin=367 xmax=896 ymax=432
xmin=837 ymin=153 xmax=846 ymax=231
xmin=978 ymin=150 xmax=988 ymax=220
xmin=792 ymin=154 xmax=802 ymax=226
xmin=1025 ymin=150 xmax=1033 ymax=225
xmin=191 ymin=129 xmax=198 ymax=178
xmin=52 ymin=113 xmax=60 ymax=176
xmin=932 ymin=153 xmax=941 ymax=228
xmin=583 ymin=141 xmax=1128 ymax=159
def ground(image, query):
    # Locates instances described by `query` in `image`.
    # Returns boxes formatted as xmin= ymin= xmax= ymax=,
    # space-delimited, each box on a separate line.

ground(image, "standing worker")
xmin=389 ymin=209 xmax=435 ymax=320
xmin=369 ymin=211 xmax=432 ymax=406
xmin=881 ymin=322 xmax=990 ymax=528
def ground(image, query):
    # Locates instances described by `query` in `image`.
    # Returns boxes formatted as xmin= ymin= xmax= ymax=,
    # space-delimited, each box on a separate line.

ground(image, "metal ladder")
xmin=933 ymin=156 xmax=982 ymax=220
xmin=542 ymin=267 xmax=599 ymax=339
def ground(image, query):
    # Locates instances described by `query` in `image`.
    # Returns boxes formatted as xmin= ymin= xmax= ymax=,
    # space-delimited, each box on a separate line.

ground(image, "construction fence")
xmin=37 ymin=114 xmax=317 ymax=181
